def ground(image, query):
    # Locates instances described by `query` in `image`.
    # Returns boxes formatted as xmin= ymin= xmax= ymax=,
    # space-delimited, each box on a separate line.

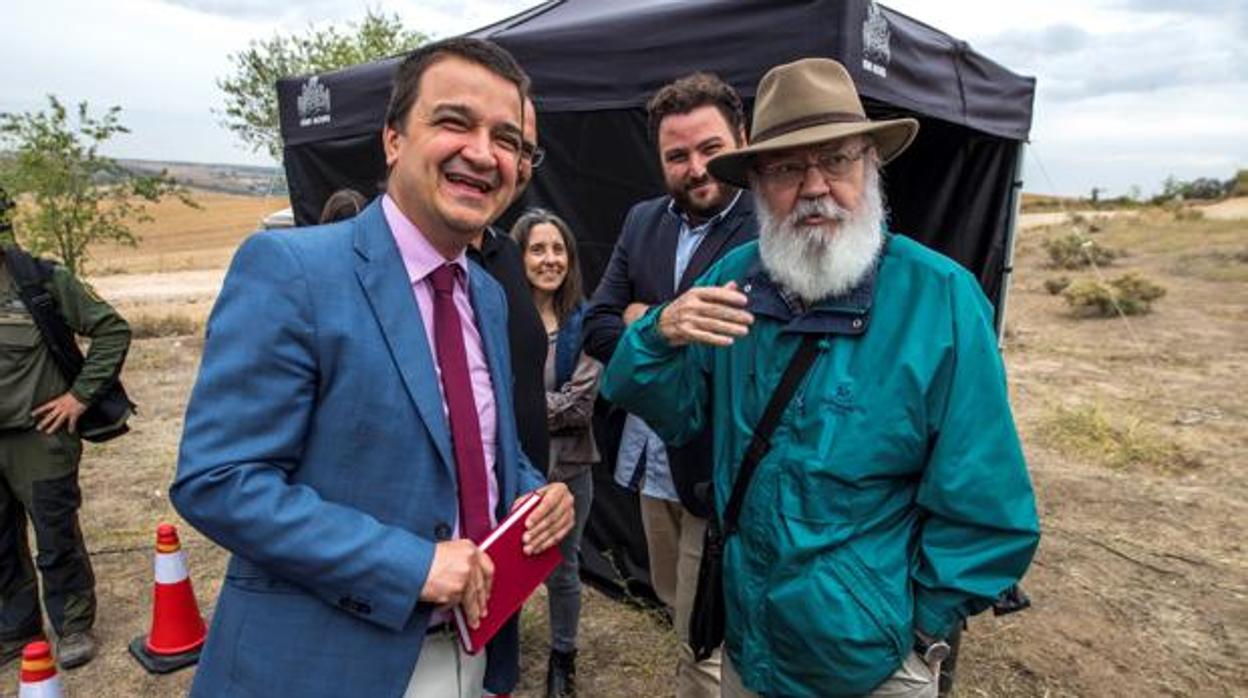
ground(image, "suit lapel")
xmin=352 ymin=202 xmax=454 ymax=474
xmin=677 ymin=194 xmax=755 ymax=292
xmin=656 ymin=207 xmax=680 ymax=296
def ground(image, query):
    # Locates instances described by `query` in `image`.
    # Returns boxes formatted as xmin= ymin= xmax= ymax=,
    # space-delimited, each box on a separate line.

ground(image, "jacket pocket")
xmin=778 ymin=464 xmax=856 ymax=525
xmin=224 ymin=558 xmax=303 ymax=595
xmin=834 ymin=546 xmax=909 ymax=661
xmin=763 ymin=550 xmax=904 ymax=696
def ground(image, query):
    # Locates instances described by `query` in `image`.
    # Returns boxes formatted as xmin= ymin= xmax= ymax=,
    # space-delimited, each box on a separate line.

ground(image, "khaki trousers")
xmin=404 ymin=629 xmax=487 ymax=698
xmin=721 ymin=650 xmax=938 ymax=698
xmin=640 ymin=495 xmax=722 ymax=698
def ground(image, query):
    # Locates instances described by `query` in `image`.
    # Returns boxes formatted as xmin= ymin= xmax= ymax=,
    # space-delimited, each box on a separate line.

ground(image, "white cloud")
xmin=1026 ymin=82 xmax=1248 ymax=194
xmin=885 ymin=0 xmax=1246 ymax=194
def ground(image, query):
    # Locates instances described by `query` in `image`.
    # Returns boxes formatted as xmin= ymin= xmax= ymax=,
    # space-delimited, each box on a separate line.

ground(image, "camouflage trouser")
xmin=0 ymin=428 xmax=95 ymax=641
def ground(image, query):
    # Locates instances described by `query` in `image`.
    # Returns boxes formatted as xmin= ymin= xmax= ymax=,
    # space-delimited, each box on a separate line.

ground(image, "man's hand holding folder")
xmin=421 ymin=540 xmax=496 ymax=628
xmin=518 ymin=482 xmax=575 ymax=556
xmin=419 ymin=482 xmax=574 ymax=631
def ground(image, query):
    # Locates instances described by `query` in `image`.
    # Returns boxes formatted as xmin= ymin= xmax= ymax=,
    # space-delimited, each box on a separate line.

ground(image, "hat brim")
xmin=707 ymin=118 xmax=919 ymax=189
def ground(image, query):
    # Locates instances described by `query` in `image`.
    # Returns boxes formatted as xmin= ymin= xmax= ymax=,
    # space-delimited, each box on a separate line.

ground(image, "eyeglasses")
xmin=521 ymin=142 xmax=546 ymax=168
xmin=755 ymin=146 xmax=870 ymax=188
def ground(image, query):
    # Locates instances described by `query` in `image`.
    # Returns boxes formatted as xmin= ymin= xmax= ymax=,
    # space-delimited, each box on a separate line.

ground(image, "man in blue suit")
xmin=172 ymin=38 xmax=573 ymax=697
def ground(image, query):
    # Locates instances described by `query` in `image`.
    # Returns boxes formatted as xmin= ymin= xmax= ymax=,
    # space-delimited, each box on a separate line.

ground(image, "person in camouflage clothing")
xmin=0 ymin=243 xmax=130 ymax=670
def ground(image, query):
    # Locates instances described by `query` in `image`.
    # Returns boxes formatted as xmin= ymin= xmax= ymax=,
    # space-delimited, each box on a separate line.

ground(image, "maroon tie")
xmin=429 ymin=263 xmax=492 ymax=543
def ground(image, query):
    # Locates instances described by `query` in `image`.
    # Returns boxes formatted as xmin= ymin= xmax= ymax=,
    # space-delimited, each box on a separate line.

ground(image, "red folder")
xmin=454 ymin=493 xmax=563 ymax=654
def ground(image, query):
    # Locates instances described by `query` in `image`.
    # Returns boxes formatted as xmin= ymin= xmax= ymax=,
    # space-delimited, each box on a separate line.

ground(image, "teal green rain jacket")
xmin=602 ymin=235 xmax=1040 ymax=697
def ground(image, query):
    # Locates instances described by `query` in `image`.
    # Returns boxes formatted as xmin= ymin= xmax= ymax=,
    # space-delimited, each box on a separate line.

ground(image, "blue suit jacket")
xmin=172 ymin=200 xmax=545 ymax=697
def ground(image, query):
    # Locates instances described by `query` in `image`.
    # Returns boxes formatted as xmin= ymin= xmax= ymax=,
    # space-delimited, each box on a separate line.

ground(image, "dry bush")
xmin=1062 ymin=273 xmax=1166 ymax=317
xmin=1044 ymin=276 xmax=1072 ymax=295
xmin=129 ymin=312 xmax=201 ymax=339
xmin=1171 ymin=206 xmax=1205 ymax=222
xmin=1043 ymin=233 xmax=1119 ymax=269
xmin=1038 ymin=404 xmax=1199 ymax=471
xmin=1231 ymin=169 xmax=1248 ymax=197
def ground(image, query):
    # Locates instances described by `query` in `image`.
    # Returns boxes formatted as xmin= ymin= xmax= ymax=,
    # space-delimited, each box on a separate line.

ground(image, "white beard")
xmin=755 ymin=167 xmax=886 ymax=304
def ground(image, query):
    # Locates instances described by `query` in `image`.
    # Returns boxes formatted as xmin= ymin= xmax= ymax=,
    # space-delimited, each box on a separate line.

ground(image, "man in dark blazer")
xmin=172 ymin=39 xmax=573 ymax=698
xmin=582 ymin=72 xmax=757 ymax=698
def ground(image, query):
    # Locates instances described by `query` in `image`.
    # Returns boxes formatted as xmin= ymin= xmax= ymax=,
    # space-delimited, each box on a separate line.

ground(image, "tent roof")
xmin=278 ymin=0 xmax=1034 ymax=147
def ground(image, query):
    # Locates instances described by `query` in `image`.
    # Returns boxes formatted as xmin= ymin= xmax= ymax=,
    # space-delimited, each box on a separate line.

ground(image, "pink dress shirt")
xmin=382 ymin=198 xmax=500 ymax=621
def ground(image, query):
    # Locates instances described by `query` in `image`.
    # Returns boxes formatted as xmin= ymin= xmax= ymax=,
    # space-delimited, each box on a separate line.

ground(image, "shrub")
xmin=1044 ymin=276 xmax=1071 ymax=295
xmin=1039 ymin=404 xmax=1198 ymax=471
xmin=1062 ymin=273 xmax=1166 ymax=317
xmin=1230 ymin=169 xmax=1248 ymax=197
xmin=1043 ymin=233 xmax=1119 ymax=269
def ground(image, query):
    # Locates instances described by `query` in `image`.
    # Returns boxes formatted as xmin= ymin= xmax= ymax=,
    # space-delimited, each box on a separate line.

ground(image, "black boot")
xmin=545 ymin=648 xmax=577 ymax=698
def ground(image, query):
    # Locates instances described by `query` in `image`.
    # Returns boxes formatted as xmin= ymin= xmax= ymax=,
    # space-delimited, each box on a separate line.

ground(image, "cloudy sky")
xmin=3 ymin=0 xmax=1244 ymax=196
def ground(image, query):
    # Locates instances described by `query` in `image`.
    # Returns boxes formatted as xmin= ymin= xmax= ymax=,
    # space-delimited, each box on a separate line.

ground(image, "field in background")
xmin=1 ymin=198 xmax=1244 ymax=697
xmin=90 ymin=192 xmax=285 ymax=276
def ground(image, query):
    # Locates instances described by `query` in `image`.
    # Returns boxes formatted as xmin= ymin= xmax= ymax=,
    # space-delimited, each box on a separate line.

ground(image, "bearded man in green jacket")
xmin=601 ymin=58 xmax=1040 ymax=698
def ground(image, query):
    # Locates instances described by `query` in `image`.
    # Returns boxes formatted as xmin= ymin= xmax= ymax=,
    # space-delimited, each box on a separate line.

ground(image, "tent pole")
xmin=996 ymin=141 xmax=1026 ymax=348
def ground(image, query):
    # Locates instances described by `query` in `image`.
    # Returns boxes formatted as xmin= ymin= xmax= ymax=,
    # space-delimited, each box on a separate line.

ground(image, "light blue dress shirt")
xmin=613 ymin=192 xmax=743 ymax=500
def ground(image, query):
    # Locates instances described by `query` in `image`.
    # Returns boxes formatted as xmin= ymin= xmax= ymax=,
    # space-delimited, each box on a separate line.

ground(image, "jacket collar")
xmin=666 ymin=189 xmax=744 ymax=230
xmin=741 ymin=233 xmax=887 ymax=335
xmin=352 ymin=200 xmax=455 ymax=474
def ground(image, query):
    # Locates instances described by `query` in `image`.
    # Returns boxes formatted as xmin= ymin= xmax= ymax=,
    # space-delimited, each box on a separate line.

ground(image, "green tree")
xmin=0 ymin=96 xmax=197 ymax=275
xmin=217 ymin=9 xmax=428 ymax=161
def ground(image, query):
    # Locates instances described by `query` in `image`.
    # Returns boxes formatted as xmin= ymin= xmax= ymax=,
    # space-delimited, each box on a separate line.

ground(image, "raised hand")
xmin=657 ymin=280 xmax=753 ymax=347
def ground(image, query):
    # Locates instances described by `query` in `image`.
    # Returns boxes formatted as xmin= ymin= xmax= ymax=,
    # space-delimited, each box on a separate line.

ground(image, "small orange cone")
xmin=128 ymin=523 xmax=206 ymax=674
xmin=19 ymin=641 xmax=64 ymax=698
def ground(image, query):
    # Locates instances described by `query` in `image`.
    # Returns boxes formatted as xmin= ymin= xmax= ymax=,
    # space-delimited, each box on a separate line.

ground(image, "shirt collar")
xmin=666 ymin=189 xmax=744 ymax=233
xmin=382 ymin=194 xmax=469 ymax=287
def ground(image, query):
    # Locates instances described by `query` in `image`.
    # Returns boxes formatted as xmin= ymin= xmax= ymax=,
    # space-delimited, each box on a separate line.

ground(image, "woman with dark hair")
xmin=511 ymin=209 xmax=600 ymax=698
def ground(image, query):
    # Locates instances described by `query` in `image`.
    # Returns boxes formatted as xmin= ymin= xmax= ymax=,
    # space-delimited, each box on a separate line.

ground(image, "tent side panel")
xmin=282 ymin=134 xmax=387 ymax=226
xmin=882 ymin=114 xmax=1022 ymax=310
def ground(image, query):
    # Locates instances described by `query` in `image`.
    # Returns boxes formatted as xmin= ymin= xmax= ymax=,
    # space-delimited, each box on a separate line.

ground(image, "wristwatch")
xmin=914 ymin=630 xmax=950 ymax=665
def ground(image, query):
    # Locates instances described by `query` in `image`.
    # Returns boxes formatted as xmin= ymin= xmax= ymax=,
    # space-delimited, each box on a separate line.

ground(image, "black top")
xmin=468 ymin=228 xmax=550 ymax=475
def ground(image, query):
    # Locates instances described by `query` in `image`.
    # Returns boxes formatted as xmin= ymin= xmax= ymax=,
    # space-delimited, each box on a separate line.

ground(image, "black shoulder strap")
xmin=2 ymin=245 xmax=87 ymax=382
xmin=721 ymin=334 xmax=821 ymax=535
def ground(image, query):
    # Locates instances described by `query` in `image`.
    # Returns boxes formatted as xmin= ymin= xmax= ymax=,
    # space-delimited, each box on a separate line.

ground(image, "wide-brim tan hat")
xmin=708 ymin=58 xmax=919 ymax=189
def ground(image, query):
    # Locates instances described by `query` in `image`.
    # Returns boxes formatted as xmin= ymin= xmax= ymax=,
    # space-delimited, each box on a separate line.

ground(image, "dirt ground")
xmin=1 ymin=197 xmax=1244 ymax=697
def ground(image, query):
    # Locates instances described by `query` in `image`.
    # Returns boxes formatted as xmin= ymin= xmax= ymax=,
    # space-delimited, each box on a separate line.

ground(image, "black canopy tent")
xmin=276 ymin=0 xmax=1034 ymax=603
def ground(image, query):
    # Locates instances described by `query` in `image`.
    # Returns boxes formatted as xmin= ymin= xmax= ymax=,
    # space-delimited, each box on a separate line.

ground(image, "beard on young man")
xmin=671 ymin=170 xmax=738 ymax=221
xmin=754 ymin=164 xmax=886 ymax=304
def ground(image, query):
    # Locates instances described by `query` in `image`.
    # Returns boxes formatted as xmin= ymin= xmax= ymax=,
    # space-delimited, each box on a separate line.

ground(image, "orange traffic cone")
xmin=128 ymin=523 xmax=206 ymax=674
xmin=18 ymin=641 xmax=64 ymax=698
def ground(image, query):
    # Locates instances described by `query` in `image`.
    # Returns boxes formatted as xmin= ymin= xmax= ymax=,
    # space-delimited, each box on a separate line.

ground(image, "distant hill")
xmin=119 ymin=159 xmax=287 ymax=197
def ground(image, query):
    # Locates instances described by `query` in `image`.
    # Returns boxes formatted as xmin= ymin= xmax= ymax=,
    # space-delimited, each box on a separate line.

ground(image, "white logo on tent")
xmin=862 ymin=2 xmax=891 ymax=78
xmin=298 ymin=76 xmax=332 ymax=127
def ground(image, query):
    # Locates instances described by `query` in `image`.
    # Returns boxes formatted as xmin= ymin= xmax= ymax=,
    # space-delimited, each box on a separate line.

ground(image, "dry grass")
xmin=89 ymin=191 xmax=285 ymax=275
xmin=1061 ymin=273 xmax=1167 ymax=318
xmin=1037 ymin=403 xmax=1200 ymax=472
xmin=128 ymin=312 xmax=202 ymax=339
